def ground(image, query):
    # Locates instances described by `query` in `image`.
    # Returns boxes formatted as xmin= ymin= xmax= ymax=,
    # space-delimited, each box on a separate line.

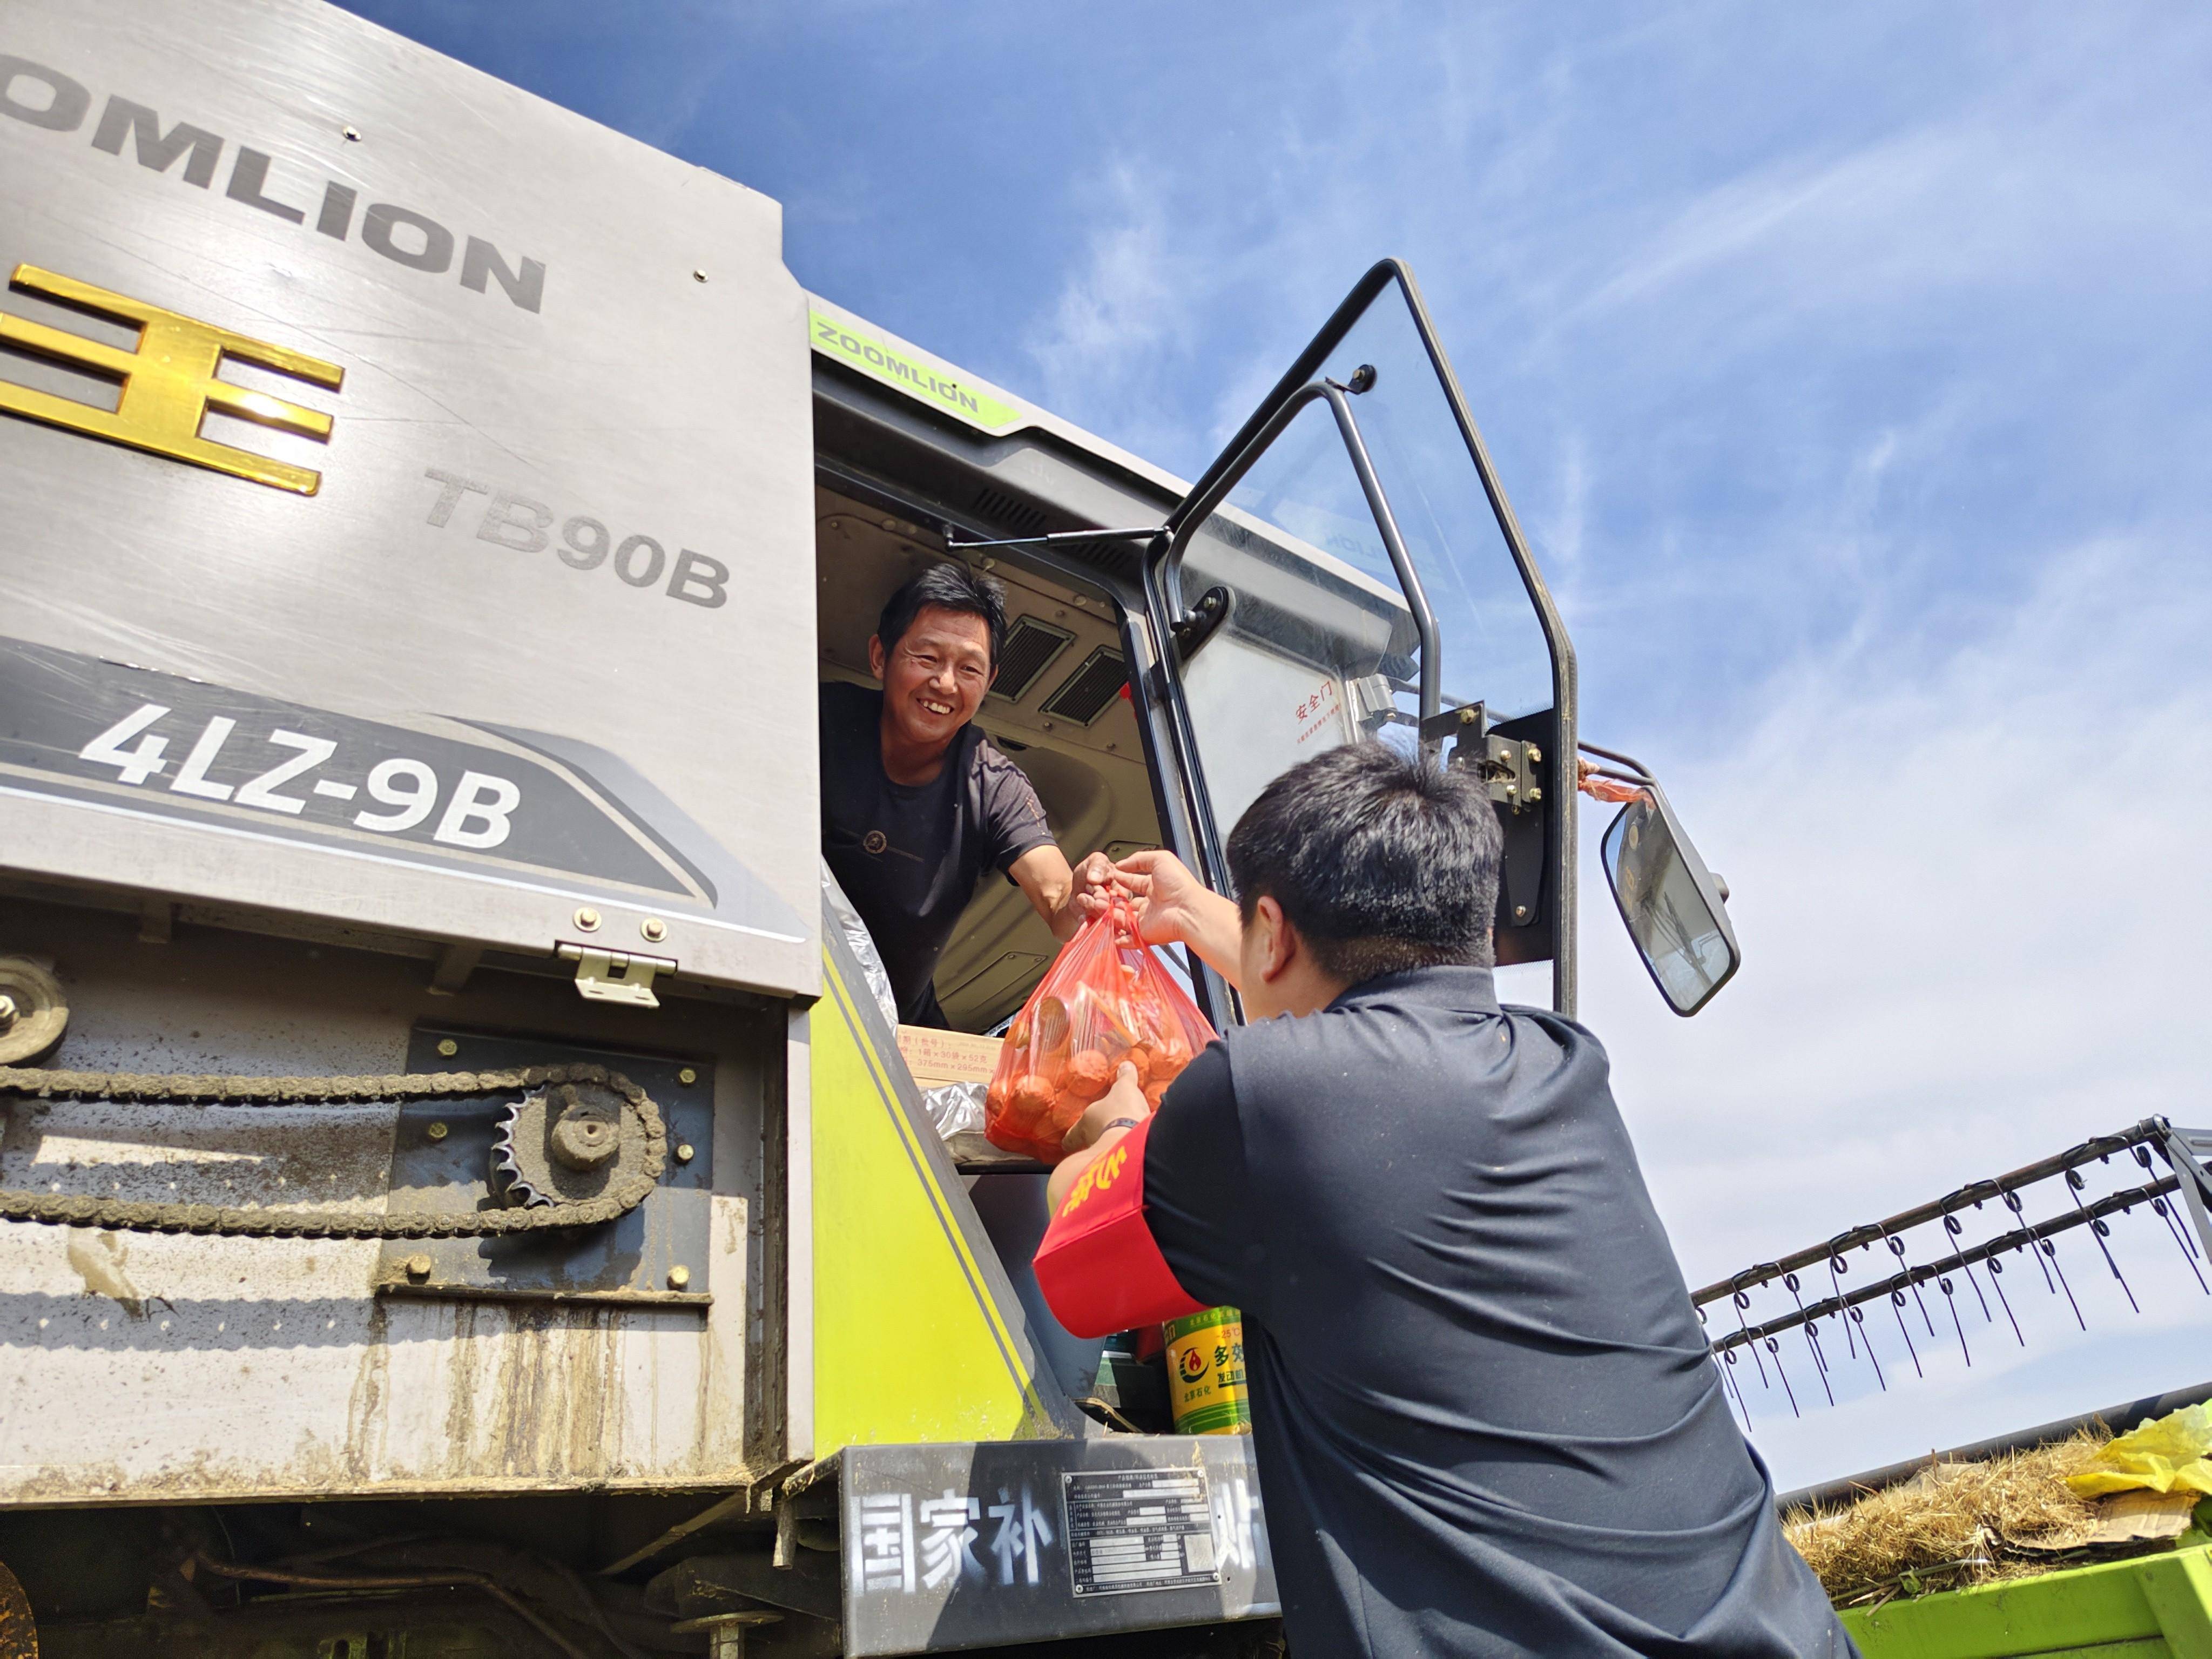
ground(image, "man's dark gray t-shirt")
xmin=819 ymin=682 xmax=1055 ymax=1026
xmin=1142 ymin=965 xmax=1852 ymax=1657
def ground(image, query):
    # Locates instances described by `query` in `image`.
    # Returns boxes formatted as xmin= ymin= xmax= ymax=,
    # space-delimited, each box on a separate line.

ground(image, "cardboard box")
xmin=896 ymin=1025 xmax=1003 ymax=1089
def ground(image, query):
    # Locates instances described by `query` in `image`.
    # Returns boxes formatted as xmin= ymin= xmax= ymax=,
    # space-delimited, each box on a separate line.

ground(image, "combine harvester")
xmin=1 ymin=2 xmax=2200 ymax=1655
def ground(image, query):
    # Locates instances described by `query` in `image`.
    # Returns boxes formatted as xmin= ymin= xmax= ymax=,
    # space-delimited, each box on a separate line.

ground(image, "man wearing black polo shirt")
xmin=1041 ymin=744 xmax=1851 ymax=1657
xmin=821 ymin=562 xmax=1114 ymax=1027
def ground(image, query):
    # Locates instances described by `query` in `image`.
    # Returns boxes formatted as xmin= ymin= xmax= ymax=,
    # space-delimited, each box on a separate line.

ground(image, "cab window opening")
xmin=813 ymin=483 xmax=1171 ymax=1037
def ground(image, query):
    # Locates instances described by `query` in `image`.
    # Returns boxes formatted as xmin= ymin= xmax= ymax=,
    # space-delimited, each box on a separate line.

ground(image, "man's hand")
xmin=1067 ymin=849 xmax=1116 ymax=915
xmin=1011 ymin=846 xmax=1118 ymax=942
xmin=1047 ymin=1061 xmax=1148 ymax=1211
xmin=1065 ymin=1061 xmax=1147 ymax=1154
xmin=1080 ymin=849 xmax=1246 ymax=986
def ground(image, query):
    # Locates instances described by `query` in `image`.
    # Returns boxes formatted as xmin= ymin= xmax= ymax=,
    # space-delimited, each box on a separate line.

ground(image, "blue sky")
xmin=335 ymin=0 xmax=2212 ymax=1489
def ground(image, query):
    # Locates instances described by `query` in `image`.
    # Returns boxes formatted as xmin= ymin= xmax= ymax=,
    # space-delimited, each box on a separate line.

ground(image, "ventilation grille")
xmin=990 ymin=615 xmax=1075 ymax=704
xmin=972 ymin=484 xmax=1048 ymax=534
xmin=1039 ymin=646 xmax=1128 ymax=725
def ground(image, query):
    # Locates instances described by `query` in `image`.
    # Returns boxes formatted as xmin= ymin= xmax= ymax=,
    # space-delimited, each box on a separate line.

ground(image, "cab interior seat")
xmin=813 ymin=486 xmax=1163 ymax=1034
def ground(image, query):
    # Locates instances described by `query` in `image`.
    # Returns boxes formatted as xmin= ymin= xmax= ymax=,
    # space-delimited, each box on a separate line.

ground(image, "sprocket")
xmin=491 ymin=1080 xmax=639 ymax=1209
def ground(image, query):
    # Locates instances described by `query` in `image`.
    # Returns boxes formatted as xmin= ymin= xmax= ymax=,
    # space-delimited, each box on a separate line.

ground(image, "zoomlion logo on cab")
xmin=810 ymin=306 xmax=1022 ymax=433
xmin=0 ymin=264 xmax=340 ymax=495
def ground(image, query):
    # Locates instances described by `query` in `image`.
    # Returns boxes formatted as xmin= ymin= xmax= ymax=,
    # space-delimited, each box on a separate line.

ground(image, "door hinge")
xmin=557 ymin=943 xmax=677 ymax=1008
xmin=1432 ymin=705 xmax=1544 ymax=815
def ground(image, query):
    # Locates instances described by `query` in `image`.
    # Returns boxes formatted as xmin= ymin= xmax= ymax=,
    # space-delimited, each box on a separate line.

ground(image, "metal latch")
xmin=557 ymin=943 xmax=676 ymax=1008
xmin=1169 ymin=585 xmax=1235 ymax=665
xmin=1346 ymin=673 xmax=1397 ymax=729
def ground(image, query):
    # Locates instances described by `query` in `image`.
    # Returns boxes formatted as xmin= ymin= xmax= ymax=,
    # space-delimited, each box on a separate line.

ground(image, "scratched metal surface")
xmin=0 ymin=898 xmax=778 ymax=1503
xmin=0 ymin=0 xmax=819 ymax=1000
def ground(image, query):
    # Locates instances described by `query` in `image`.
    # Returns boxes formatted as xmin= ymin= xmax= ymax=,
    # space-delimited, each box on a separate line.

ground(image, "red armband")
xmin=1032 ymin=1117 xmax=1204 ymax=1339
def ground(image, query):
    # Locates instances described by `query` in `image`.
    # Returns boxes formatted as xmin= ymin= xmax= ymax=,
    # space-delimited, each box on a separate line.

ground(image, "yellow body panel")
xmin=811 ymin=963 xmax=1061 ymax=1449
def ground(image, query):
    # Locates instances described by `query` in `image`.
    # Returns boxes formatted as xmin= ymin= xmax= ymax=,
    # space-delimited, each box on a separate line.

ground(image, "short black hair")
xmin=1224 ymin=741 xmax=1501 ymax=983
xmin=876 ymin=562 xmax=1008 ymax=670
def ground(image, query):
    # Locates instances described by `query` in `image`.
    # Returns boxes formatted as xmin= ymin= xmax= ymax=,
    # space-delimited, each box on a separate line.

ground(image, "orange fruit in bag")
xmin=984 ymin=899 xmax=1219 ymax=1164
xmin=1064 ymin=1050 xmax=1116 ymax=1102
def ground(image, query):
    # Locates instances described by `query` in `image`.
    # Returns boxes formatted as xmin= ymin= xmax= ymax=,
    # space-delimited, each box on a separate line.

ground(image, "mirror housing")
xmin=1599 ymin=779 xmax=1739 ymax=1016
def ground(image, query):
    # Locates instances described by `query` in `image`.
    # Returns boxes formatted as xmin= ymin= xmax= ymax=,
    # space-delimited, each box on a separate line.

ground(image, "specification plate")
xmin=1062 ymin=1468 xmax=1220 ymax=1598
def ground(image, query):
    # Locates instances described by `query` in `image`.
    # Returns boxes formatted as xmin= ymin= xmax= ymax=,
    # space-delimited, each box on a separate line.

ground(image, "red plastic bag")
xmin=984 ymin=902 xmax=1218 ymax=1163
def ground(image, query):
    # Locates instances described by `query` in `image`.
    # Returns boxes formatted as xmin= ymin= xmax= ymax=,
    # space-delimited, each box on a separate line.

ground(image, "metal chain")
xmin=0 ymin=1063 xmax=666 ymax=1238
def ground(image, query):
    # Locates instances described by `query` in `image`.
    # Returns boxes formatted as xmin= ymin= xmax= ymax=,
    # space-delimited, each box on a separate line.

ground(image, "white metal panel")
xmin=0 ymin=0 xmax=818 ymax=999
xmin=0 ymin=1098 xmax=755 ymax=1500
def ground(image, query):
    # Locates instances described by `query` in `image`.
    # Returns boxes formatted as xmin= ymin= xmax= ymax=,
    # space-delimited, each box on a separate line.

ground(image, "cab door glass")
xmin=1172 ymin=403 xmax=1419 ymax=836
xmin=1151 ymin=262 xmax=1575 ymax=1011
xmin=1162 ymin=267 xmax=1560 ymax=841
xmin=1294 ymin=292 xmax=1556 ymax=726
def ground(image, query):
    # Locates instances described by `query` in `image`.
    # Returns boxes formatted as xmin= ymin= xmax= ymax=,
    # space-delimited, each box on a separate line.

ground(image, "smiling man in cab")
xmin=820 ymin=562 xmax=1114 ymax=1028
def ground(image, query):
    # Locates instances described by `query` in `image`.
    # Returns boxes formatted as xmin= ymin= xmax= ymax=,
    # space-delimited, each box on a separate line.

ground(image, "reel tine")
xmin=1802 ymin=1318 xmax=1836 ymax=1406
xmin=1828 ymin=1249 xmax=1857 ymax=1359
xmin=2006 ymin=1187 xmax=2058 ymax=1295
xmin=1939 ymin=1276 xmax=1971 ymax=1368
xmin=1733 ymin=1288 xmax=1769 ymax=1388
xmin=1891 ymin=1289 xmax=1923 ymax=1378
xmin=2063 ymin=1167 xmax=2140 ymax=1313
xmin=2137 ymin=1142 xmax=2208 ymax=1285
xmin=1720 ymin=1348 xmax=1752 ymax=1432
xmin=1781 ymin=1272 xmax=1832 ymax=1394
xmin=1886 ymin=1230 xmax=1937 ymax=1336
xmin=1765 ymin=1337 xmax=1799 ymax=1418
xmin=1942 ymin=1209 xmax=1995 ymax=1325
xmin=2042 ymin=1237 xmax=2087 ymax=1331
xmin=1850 ymin=1306 xmax=1886 ymax=1391
xmin=2150 ymin=1192 xmax=2211 ymax=1292
xmin=1984 ymin=1251 xmax=2026 ymax=1347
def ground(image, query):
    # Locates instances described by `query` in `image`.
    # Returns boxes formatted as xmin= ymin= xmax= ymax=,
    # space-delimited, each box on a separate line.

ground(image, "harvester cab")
xmin=1131 ymin=259 xmax=1737 ymax=1023
xmin=0 ymin=2 xmax=1734 ymax=1656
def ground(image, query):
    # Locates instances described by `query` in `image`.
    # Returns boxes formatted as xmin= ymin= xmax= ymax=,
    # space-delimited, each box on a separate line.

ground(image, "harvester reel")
xmin=492 ymin=1080 xmax=641 ymax=1209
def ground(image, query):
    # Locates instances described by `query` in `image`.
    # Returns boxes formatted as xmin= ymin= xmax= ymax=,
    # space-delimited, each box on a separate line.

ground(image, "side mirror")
xmin=1599 ymin=779 xmax=1739 ymax=1016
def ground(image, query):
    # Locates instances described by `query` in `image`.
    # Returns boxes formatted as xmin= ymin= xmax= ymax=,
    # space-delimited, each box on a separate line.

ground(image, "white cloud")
xmin=1020 ymin=163 xmax=1196 ymax=462
xmin=1581 ymin=530 xmax=2212 ymax=1486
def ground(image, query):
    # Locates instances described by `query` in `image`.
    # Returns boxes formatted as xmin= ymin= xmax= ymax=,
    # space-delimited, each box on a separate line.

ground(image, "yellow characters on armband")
xmin=1057 ymin=1144 xmax=1130 ymax=1219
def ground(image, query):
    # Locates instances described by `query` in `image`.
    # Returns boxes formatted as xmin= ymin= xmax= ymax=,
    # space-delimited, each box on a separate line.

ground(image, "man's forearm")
xmin=1045 ymin=889 xmax=1083 ymax=942
xmin=1176 ymin=887 xmax=1245 ymax=988
xmin=1010 ymin=845 xmax=1080 ymax=941
xmin=1046 ymin=1122 xmax=1134 ymax=1211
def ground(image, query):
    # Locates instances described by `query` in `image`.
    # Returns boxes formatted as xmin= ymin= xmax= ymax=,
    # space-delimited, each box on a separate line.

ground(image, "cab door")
xmin=1142 ymin=260 xmax=1579 ymax=1013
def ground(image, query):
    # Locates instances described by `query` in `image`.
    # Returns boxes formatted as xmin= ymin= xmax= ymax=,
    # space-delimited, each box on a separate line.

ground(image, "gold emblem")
xmin=0 ymin=264 xmax=343 ymax=495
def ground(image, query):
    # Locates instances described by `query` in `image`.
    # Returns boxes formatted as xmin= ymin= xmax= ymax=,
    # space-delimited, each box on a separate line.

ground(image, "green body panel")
xmin=809 ymin=958 xmax=1064 ymax=1451
xmin=1846 ymin=1546 xmax=2212 ymax=1659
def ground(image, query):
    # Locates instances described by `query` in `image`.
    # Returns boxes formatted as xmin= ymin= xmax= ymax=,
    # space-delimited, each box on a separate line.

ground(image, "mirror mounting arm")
xmin=1577 ymin=739 xmax=1655 ymax=780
